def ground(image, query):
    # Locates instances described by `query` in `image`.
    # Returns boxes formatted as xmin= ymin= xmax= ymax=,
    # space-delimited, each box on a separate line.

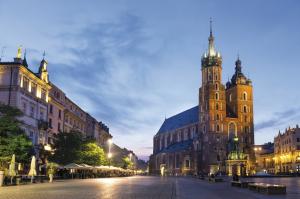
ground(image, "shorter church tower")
xmin=225 ymin=57 xmax=254 ymax=171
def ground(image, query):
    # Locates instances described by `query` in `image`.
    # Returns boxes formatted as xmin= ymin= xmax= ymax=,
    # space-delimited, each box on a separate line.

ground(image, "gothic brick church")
xmin=149 ymin=21 xmax=255 ymax=176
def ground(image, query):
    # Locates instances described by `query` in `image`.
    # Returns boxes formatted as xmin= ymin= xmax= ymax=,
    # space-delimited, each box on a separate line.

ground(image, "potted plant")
xmin=47 ymin=162 xmax=58 ymax=183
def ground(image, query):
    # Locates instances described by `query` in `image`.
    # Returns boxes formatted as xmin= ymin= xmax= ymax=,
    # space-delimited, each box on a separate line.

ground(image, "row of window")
xmin=65 ymin=115 xmax=85 ymax=131
xmin=21 ymin=99 xmax=46 ymax=121
xmin=20 ymin=76 xmax=48 ymax=101
xmin=201 ymin=123 xmax=250 ymax=134
xmin=49 ymin=104 xmax=62 ymax=119
xmin=48 ymin=118 xmax=61 ymax=132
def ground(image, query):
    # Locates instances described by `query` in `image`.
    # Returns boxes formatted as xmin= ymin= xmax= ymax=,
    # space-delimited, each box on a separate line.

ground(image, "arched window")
xmin=228 ymin=122 xmax=237 ymax=138
xmin=243 ymin=92 xmax=247 ymax=100
xmin=216 ymin=114 xmax=220 ymax=120
xmin=216 ymin=103 xmax=219 ymax=110
xmin=216 ymin=124 xmax=220 ymax=132
xmin=215 ymin=83 xmax=219 ymax=90
xmin=243 ymin=105 xmax=247 ymax=113
xmin=215 ymin=92 xmax=219 ymax=100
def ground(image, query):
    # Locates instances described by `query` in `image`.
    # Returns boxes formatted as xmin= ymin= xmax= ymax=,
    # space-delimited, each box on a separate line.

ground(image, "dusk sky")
xmin=1 ymin=0 xmax=300 ymax=160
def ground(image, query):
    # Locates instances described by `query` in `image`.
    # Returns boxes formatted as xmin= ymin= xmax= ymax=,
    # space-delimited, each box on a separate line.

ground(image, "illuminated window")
xmin=23 ymin=77 xmax=29 ymax=91
xmin=31 ymin=83 xmax=37 ymax=95
xmin=41 ymin=89 xmax=46 ymax=101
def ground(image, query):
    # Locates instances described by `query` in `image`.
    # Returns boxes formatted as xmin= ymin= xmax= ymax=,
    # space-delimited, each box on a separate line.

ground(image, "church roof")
xmin=157 ymin=106 xmax=198 ymax=134
xmin=159 ymin=139 xmax=193 ymax=154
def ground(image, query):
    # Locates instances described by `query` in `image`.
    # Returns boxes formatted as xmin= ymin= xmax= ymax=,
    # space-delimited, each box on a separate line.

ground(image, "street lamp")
xmin=108 ymin=152 xmax=112 ymax=159
xmin=44 ymin=144 xmax=52 ymax=151
xmin=129 ymin=153 xmax=132 ymax=161
xmin=107 ymin=139 xmax=113 ymax=167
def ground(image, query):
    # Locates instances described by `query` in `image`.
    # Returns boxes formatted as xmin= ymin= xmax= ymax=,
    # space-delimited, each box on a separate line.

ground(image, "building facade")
xmin=150 ymin=22 xmax=255 ymax=176
xmin=0 ymin=51 xmax=51 ymax=152
xmin=63 ymin=97 xmax=87 ymax=135
xmin=0 ymin=49 xmax=112 ymax=154
xmin=151 ymin=106 xmax=199 ymax=175
xmin=274 ymin=126 xmax=300 ymax=173
xmin=48 ymin=83 xmax=66 ymax=143
xmin=254 ymin=143 xmax=275 ymax=174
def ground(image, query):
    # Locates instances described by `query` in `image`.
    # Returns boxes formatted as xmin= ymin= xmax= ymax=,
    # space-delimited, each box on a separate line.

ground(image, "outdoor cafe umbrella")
xmin=8 ymin=154 xmax=16 ymax=184
xmin=28 ymin=156 xmax=37 ymax=183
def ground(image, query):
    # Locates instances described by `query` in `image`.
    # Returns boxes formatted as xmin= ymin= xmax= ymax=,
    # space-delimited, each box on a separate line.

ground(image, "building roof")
xmin=157 ymin=106 xmax=198 ymax=134
xmin=159 ymin=139 xmax=193 ymax=154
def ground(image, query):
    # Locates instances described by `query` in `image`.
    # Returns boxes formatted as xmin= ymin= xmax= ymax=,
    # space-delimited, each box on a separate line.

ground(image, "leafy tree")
xmin=0 ymin=104 xmax=23 ymax=137
xmin=122 ymin=157 xmax=133 ymax=169
xmin=78 ymin=142 xmax=107 ymax=166
xmin=49 ymin=131 xmax=83 ymax=165
xmin=0 ymin=104 xmax=33 ymax=168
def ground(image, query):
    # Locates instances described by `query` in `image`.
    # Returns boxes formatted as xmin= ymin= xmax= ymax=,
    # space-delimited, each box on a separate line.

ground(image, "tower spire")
xmin=43 ymin=50 xmax=46 ymax=60
xmin=208 ymin=18 xmax=216 ymax=57
xmin=210 ymin=17 xmax=213 ymax=37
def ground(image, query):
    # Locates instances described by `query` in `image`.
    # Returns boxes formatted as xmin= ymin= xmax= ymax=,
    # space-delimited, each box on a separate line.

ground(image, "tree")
xmin=0 ymin=104 xmax=33 ymax=168
xmin=122 ymin=157 xmax=133 ymax=169
xmin=0 ymin=134 xmax=33 ymax=164
xmin=49 ymin=131 xmax=83 ymax=165
xmin=0 ymin=104 xmax=23 ymax=137
xmin=78 ymin=142 xmax=107 ymax=166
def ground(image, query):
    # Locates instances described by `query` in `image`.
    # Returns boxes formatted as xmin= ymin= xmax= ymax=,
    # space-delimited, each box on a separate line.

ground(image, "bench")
xmin=231 ymin=181 xmax=253 ymax=188
xmin=248 ymin=183 xmax=286 ymax=194
xmin=209 ymin=177 xmax=223 ymax=182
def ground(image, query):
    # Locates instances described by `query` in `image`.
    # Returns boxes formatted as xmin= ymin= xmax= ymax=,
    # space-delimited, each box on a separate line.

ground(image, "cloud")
xmin=43 ymin=13 xmax=168 ymax=158
xmin=255 ymin=107 xmax=300 ymax=131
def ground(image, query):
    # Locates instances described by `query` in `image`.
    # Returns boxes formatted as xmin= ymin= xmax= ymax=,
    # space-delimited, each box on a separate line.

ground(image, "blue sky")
xmin=1 ymin=0 xmax=300 ymax=160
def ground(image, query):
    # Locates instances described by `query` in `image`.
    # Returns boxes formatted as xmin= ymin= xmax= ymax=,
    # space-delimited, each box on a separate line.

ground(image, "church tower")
xmin=199 ymin=20 xmax=228 ymax=173
xmin=225 ymin=57 xmax=254 ymax=164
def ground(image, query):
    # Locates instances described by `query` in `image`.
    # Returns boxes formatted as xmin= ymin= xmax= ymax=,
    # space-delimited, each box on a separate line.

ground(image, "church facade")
xmin=150 ymin=22 xmax=255 ymax=176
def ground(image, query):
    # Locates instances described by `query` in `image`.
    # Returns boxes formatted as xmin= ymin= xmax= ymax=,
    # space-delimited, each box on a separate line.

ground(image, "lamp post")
xmin=107 ymin=139 xmax=113 ymax=167
xmin=129 ymin=153 xmax=132 ymax=170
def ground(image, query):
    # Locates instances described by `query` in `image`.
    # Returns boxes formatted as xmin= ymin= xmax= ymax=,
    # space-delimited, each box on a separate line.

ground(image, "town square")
xmin=1 ymin=0 xmax=300 ymax=198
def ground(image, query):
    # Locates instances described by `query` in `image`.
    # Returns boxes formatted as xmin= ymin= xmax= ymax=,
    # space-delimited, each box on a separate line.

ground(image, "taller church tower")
xmin=199 ymin=20 xmax=228 ymax=173
xmin=198 ymin=20 xmax=255 ymax=175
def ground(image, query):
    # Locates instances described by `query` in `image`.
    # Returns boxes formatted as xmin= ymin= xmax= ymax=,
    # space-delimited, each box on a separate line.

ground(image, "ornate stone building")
xmin=48 ymin=83 xmax=66 ymax=142
xmin=274 ymin=126 xmax=300 ymax=173
xmin=0 ymin=50 xmax=51 ymax=152
xmin=0 ymin=49 xmax=112 ymax=153
xmin=150 ymin=21 xmax=255 ymax=176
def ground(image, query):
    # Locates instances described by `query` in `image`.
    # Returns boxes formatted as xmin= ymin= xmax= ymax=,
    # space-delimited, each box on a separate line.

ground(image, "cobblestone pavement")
xmin=0 ymin=176 xmax=299 ymax=199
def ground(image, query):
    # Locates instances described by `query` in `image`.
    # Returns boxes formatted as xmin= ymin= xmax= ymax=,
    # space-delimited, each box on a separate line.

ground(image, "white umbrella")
xmin=8 ymin=154 xmax=16 ymax=184
xmin=28 ymin=156 xmax=37 ymax=183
